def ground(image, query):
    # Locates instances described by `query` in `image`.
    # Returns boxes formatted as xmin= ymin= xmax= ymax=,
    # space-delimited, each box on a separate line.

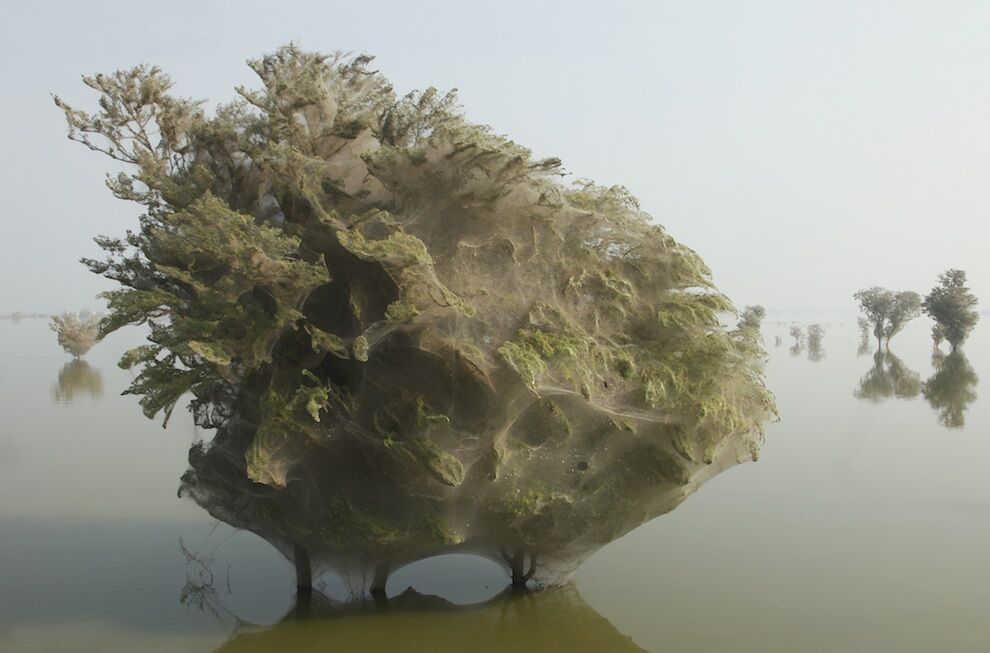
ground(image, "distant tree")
xmin=922 ymin=269 xmax=979 ymax=351
xmin=923 ymin=349 xmax=978 ymax=428
xmin=885 ymin=291 xmax=922 ymax=344
xmin=807 ymin=324 xmax=825 ymax=362
xmin=737 ymin=305 xmax=766 ymax=331
xmin=788 ymin=325 xmax=803 ymax=356
xmin=49 ymin=311 xmax=101 ymax=358
xmin=773 ymin=335 xmax=783 ymax=347
xmin=853 ymin=287 xmax=921 ymax=348
xmin=789 ymin=325 xmax=803 ymax=345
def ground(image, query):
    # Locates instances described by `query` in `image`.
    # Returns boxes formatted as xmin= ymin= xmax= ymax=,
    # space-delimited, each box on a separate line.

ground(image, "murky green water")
xmin=1 ymin=314 xmax=987 ymax=652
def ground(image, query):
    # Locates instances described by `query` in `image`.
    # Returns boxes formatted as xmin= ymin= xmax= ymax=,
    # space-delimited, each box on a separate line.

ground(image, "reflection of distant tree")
xmin=854 ymin=350 xmax=921 ymax=402
xmin=857 ymin=317 xmax=871 ymax=357
xmin=51 ymin=360 xmax=103 ymax=403
xmin=807 ymin=324 xmax=825 ymax=362
xmin=923 ymin=349 xmax=978 ymax=429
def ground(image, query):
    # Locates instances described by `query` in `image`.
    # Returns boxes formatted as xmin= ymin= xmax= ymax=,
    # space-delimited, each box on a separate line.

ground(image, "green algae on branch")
xmin=57 ymin=44 xmax=776 ymax=593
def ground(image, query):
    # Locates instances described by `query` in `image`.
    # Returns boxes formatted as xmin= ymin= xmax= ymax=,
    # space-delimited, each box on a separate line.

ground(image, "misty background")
xmin=3 ymin=0 xmax=988 ymax=314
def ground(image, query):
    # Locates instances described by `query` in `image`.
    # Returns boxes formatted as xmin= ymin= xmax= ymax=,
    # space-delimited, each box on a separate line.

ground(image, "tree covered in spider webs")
xmin=57 ymin=45 xmax=775 ymax=593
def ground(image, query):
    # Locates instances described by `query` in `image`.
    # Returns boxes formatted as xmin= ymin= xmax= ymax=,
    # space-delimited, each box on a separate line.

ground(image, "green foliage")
xmin=58 ymin=45 xmax=776 ymax=584
xmin=737 ymin=305 xmax=766 ymax=331
xmin=922 ymin=269 xmax=979 ymax=350
xmin=853 ymin=287 xmax=921 ymax=346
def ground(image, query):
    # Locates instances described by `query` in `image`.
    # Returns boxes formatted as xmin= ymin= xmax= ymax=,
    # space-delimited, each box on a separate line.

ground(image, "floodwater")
xmin=1 ymin=314 xmax=987 ymax=652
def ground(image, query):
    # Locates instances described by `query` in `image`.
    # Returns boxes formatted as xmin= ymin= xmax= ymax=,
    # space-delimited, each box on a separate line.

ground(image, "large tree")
xmin=56 ymin=46 xmax=775 ymax=594
xmin=922 ymin=269 xmax=979 ymax=350
xmin=853 ymin=287 xmax=921 ymax=348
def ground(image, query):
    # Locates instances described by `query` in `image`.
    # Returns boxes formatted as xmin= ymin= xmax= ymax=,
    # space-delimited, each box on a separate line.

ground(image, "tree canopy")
xmin=922 ymin=269 xmax=979 ymax=350
xmin=57 ymin=45 xmax=776 ymax=592
xmin=853 ymin=287 xmax=921 ymax=348
xmin=49 ymin=311 xmax=101 ymax=358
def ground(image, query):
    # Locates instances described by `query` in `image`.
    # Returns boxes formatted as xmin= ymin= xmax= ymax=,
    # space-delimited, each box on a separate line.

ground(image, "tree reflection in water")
xmin=51 ymin=360 xmax=103 ymax=403
xmin=182 ymin=564 xmax=645 ymax=653
xmin=853 ymin=350 xmax=921 ymax=402
xmin=923 ymin=349 xmax=978 ymax=429
xmin=806 ymin=324 xmax=825 ymax=362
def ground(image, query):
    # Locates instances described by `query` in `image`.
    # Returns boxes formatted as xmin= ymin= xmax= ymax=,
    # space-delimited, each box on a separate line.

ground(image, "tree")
xmin=789 ymin=325 xmax=803 ymax=345
xmin=49 ymin=311 xmax=101 ymax=358
xmin=922 ymin=269 xmax=979 ymax=350
xmin=788 ymin=324 xmax=803 ymax=356
xmin=853 ymin=287 xmax=921 ymax=348
xmin=885 ymin=291 xmax=922 ymax=343
xmin=737 ymin=305 xmax=766 ymax=330
xmin=57 ymin=45 xmax=776 ymax=594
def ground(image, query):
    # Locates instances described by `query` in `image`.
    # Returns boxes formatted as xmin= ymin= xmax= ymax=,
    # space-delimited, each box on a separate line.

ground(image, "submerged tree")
xmin=788 ymin=325 xmax=803 ymax=356
xmin=806 ymin=324 xmax=825 ymax=362
xmin=854 ymin=350 xmax=921 ymax=402
xmin=922 ymin=269 xmax=979 ymax=351
xmin=49 ymin=311 xmax=101 ymax=358
xmin=737 ymin=305 xmax=766 ymax=331
xmin=853 ymin=287 xmax=921 ymax=348
xmin=57 ymin=46 xmax=775 ymax=594
xmin=923 ymin=349 xmax=978 ymax=428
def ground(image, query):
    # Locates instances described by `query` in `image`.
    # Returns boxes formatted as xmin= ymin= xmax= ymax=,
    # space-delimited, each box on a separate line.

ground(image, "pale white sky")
xmin=2 ymin=0 xmax=988 ymax=313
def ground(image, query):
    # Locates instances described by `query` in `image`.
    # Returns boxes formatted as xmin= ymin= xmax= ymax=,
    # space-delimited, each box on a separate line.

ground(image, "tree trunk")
xmin=370 ymin=562 xmax=390 ymax=599
xmin=294 ymin=542 xmax=312 ymax=594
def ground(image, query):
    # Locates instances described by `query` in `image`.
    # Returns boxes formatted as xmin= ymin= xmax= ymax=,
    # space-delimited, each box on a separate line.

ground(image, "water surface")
xmin=1 ymin=314 xmax=987 ymax=651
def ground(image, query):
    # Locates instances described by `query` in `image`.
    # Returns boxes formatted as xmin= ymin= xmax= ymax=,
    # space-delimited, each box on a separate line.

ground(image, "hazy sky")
xmin=3 ymin=0 xmax=989 ymax=313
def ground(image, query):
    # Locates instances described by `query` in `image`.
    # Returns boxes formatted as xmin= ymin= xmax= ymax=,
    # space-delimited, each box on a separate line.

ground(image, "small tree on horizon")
xmin=922 ymin=269 xmax=979 ymax=351
xmin=737 ymin=305 xmax=766 ymax=331
xmin=789 ymin=324 xmax=803 ymax=345
xmin=49 ymin=311 xmax=101 ymax=358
